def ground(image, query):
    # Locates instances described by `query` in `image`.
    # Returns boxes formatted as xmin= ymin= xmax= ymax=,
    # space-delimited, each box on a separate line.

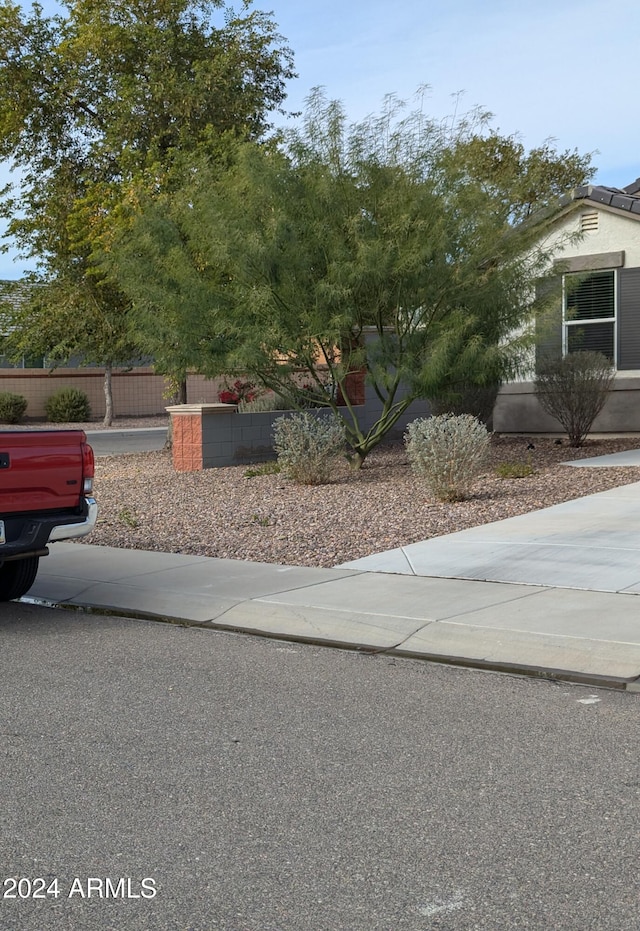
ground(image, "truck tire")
xmin=0 ymin=556 xmax=40 ymax=601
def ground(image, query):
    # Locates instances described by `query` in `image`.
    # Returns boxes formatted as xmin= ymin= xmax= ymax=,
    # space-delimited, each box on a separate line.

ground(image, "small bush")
xmin=495 ymin=461 xmax=535 ymax=479
xmin=405 ymin=413 xmax=490 ymax=502
xmin=238 ymin=393 xmax=293 ymax=413
xmin=273 ymin=411 xmax=345 ymax=485
xmin=239 ymin=384 xmax=328 ymax=413
xmin=118 ymin=507 xmax=139 ymax=529
xmin=0 ymin=392 xmax=28 ymax=424
xmin=534 ymin=351 xmax=614 ymax=447
xmin=45 ymin=387 xmax=91 ymax=423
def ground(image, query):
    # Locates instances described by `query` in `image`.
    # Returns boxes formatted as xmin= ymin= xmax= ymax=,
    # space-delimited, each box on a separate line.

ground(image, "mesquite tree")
xmin=110 ymin=90 xmax=593 ymax=462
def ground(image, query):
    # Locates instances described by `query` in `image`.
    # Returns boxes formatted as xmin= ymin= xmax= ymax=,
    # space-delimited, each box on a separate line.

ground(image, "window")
xmin=563 ymin=270 xmax=615 ymax=364
xmin=0 ymin=354 xmax=45 ymax=369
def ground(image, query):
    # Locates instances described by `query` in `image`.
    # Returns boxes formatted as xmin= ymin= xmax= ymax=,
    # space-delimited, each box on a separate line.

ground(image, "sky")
xmin=1 ymin=0 xmax=639 ymax=278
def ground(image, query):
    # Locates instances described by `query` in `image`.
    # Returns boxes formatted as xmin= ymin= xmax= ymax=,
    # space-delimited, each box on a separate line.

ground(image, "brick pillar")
xmin=169 ymin=411 xmax=203 ymax=471
xmin=166 ymin=403 xmax=238 ymax=472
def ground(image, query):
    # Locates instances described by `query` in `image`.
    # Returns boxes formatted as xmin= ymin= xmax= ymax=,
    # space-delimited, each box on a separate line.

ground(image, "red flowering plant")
xmin=218 ymin=380 xmax=258 ymax=405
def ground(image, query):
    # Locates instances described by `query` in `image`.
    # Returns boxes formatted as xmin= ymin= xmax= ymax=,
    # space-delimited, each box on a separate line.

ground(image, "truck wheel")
xmin=0 ymin=557 xmax=40 ymax=601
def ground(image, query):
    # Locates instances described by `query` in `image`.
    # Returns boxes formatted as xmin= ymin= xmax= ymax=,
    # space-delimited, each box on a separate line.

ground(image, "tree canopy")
xmin=0 ymin=0 xmax=295 ymax=419
xmin=108 ymin=90 xmax=594 ymax=462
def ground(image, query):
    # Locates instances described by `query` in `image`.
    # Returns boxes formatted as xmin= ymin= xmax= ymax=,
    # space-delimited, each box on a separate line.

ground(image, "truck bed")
xmin=0 ymin=430 xmax=89 ymax=515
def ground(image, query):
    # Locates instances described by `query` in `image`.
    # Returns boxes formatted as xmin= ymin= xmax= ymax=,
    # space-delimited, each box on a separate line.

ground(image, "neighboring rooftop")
xmin=560 ymin=178 xmax=640 ymax=215
xmin=0 ymin=279 xmax=32 ymax=309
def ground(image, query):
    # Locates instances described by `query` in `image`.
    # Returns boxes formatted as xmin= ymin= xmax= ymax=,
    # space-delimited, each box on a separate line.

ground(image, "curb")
xmin=26 ymin=595 xmax=640 ymax=693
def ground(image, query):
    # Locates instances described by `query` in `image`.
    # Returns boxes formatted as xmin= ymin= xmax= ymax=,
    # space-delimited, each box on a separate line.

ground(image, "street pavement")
xmin=85 ymin=427 xmax=167 ymax=456
xmin=3 ymin=602 xmax=638 ymax=930
xmin=25 ymin=444 xmax=640 ymax=691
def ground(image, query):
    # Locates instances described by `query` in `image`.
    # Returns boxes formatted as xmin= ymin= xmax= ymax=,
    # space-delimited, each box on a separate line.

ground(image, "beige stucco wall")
xmin=495 ymin=203 xmax=640 ymax=433
xmin=0 ymin=368 xmax=227 ymax=420
xmin=540 ymin=203 xmax=640 ymax=266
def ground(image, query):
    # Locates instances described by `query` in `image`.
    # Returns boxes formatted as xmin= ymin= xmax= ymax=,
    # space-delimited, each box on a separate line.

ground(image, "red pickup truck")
xmin=0 ymin=430 xmax=98 ymax=601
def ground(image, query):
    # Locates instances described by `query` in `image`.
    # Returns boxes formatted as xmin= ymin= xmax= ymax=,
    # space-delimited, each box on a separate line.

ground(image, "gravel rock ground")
xmin=78 ymin=428 xmax=640 ymax=568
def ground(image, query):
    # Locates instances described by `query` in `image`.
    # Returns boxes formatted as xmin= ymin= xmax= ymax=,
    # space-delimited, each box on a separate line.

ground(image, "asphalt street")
xmin=86 ymin=428 xmax=167 ymax=457
xmin=1 ymin=601 xmax=638 ymax=931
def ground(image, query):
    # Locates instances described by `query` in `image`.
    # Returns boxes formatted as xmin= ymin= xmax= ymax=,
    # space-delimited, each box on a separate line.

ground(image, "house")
xmin=494 ymin=179 xmax=640 ymax=433
xmin=0 ymin=279 xmax=40 ymax=367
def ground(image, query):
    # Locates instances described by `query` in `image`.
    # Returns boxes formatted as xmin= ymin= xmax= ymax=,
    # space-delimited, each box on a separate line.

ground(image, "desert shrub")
xmin=495 ymin=461 xmax=535 ymax=479
xmin=534 ymin=351 xmax=614 ymax=447
xmin=239 ymin=384 xmax=327 ymax=413
xmin=0 ymin=392 xmax=28 ymax=424
xmin=238 ymin=392 xmax=293 ymax=413
xmin=45 ymin=387 xmax=91 ymax=423
xmin=272 ymin=411 xmax=345 ymax=484
xmin=405 ymin=413 xmax=490 ymax=502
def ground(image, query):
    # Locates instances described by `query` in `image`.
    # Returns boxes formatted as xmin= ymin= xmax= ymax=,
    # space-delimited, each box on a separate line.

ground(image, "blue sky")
xmin=2 ymin=0 xmax=639 ymax=278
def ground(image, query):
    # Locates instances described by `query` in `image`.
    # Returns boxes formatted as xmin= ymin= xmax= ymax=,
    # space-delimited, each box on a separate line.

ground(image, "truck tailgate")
xmin=0 ymin=430 xmax=87 ymax=514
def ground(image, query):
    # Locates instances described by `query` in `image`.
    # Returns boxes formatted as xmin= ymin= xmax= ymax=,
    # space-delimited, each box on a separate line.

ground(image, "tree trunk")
xmin=178 ymin=377 xmax=187 ymax=404
xmin=165 ymin=417 xmax=173 ymax=450
xmin=103 ymin=364 xmax=114 ymax=426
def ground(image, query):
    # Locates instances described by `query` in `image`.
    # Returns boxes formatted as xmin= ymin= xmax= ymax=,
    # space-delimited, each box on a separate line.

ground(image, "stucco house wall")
xmin=541 ymin=204 xmax=640 ymax=267
xmin=494 ymin=181 xmax=640 ymax=434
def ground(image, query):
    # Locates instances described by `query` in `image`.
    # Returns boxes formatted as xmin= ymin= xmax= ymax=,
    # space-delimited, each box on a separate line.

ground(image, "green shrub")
xmin=495 ymin=461 xmax=535 ymax=479
xmin=405 ymin=413 xmax=490 ymax=502
xmin=273 ymin=411 xmax=345 ymax=485
xmin=45 ymin=387 xmax=91 ymax=423
xmin=0 ymin=392 xmax=28 ymax=424
xmin=534 ymin=351 xmax=615 ymax=447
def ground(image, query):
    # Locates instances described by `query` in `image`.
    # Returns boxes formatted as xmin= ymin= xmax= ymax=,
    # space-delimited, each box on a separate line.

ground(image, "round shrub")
xmin=0 ymin=391 xmax=28 ymax=424
xmin=45 ymin=387 xmax=91 ymax=423
xmin=272 ymin=411 xmax=345 ymax=485
xmin=405 ymin=413 xmax=490 ymax=502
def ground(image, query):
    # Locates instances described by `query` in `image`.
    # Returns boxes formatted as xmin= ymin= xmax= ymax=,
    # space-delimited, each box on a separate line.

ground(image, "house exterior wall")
xmin=496 ymin=204 xmax=640 ymax=434
xmin=541 ymin=206 xmax=640 ymax=266
xmin=494 ymin=376 xmax=640 ymax=434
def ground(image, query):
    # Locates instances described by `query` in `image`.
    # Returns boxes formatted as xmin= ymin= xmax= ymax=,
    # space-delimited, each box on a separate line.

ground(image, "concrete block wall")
xmin=358 ymin=389 xmax=431 ymax=435
xmin=201 ymin=408 xmax=284 ymax=468
xmin=168 ymin=391 xmax=433 ymax=472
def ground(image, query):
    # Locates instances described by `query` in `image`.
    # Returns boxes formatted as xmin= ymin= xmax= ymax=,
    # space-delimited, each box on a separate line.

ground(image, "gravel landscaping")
xmin=75 ymin=422 xmax=640 ymax=568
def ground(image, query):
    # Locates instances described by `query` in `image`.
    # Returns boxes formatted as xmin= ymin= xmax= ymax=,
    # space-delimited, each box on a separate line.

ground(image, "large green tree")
xmin=110 ymin=91 xmax=594 ymax=463
xmin=0 ymin=0 xmax=295 ymax=421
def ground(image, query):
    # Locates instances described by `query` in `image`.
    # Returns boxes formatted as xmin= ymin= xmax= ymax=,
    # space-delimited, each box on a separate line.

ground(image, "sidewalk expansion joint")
xmin=399 ymin=548 xmax=418 ymax=575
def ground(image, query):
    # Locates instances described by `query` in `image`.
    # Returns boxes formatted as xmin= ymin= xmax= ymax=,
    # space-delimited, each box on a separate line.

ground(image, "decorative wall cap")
xmin=166 ymin=403 xmax=238 ymax=415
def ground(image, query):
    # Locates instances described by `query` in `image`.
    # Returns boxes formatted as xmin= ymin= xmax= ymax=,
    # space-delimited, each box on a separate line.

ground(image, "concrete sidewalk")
xmin=22 ymin=442 xmax=640 ymax=692
xmin=339 ymin=482 xmax=640 ymax=591
xmin=27 ymin=532 xmax=640 ymax=692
